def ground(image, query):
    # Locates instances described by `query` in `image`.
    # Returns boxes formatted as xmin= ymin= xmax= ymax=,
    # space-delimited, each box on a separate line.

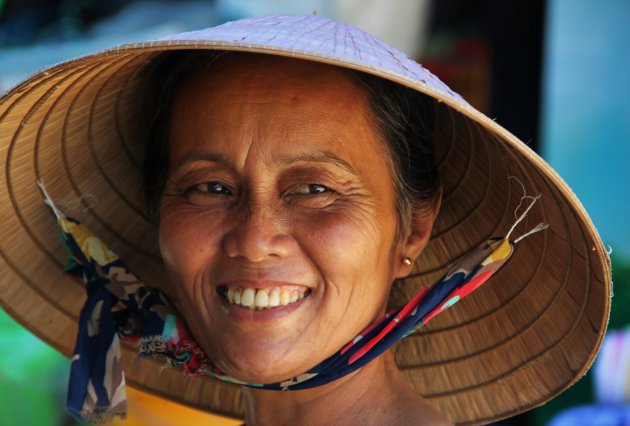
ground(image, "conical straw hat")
xmin=0 ymin=14 xmax=611 ymax=425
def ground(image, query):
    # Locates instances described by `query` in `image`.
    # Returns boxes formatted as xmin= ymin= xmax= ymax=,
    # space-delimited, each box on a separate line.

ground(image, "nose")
xmin=222 ymin=201 xmax=294 ymax=262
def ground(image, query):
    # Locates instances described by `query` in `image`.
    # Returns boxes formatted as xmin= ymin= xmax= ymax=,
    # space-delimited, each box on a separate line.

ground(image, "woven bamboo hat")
xmin=0 ymin=14 xmax=611 ymax=425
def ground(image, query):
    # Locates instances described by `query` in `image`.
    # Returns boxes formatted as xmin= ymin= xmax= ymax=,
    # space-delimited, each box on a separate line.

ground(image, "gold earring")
xmin=402 ymin=257 xmax=412 ymax=266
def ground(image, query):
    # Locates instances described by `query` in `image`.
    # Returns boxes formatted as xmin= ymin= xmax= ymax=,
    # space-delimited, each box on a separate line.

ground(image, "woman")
xmin=0 ymin=14 xmax=611 ymax=425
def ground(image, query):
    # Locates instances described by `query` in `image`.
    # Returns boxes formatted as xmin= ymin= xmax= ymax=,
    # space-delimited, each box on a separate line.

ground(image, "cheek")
xmin=299 ymin=209 xmax=396 ymax=302
xmin=300 ymin=213 xmax=396 ymax=354
xmin=158 ymin=204 xmax=225 ymax=283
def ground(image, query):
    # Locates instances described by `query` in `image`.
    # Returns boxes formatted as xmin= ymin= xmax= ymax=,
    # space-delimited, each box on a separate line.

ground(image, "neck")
xmin=241 ymin=351 xmax=452 ymax=426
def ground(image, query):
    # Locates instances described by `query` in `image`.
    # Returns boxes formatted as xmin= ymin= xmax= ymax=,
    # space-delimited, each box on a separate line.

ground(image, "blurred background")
xmin=0 ymin=0 xmax=628 ymax=425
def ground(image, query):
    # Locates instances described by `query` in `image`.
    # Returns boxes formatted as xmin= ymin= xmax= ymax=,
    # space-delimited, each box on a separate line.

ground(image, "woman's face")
xmin=159 ymin=55 xmax=409 ymax=383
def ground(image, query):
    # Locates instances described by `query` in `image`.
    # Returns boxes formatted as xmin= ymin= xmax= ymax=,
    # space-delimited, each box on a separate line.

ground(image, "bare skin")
xmin=243 ymin=352 xmax=451 ymax=426
xmin=159 ymin=53 xmax=450 ymax=425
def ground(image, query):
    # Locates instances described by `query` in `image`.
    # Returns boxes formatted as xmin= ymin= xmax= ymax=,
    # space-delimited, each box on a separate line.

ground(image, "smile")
xmin=218 ymin=286 xmax=312 ymax=310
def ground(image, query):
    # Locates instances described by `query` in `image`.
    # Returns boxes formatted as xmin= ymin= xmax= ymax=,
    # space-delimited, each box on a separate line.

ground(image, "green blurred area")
xmin=0 ymin=309 xmax=75 ymax=426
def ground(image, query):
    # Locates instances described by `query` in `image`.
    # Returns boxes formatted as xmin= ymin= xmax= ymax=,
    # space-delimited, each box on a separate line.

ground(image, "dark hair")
xmin=143 ymin=51 xmax=440 ymax=235
xmin=349 ymin=72 xmax=440 ymax=234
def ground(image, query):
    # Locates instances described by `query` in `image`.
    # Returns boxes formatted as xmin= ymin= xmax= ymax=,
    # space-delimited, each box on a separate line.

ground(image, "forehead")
xmin=176 ymin=53 xmax=370 ymax=106
xmin=168 ymin=54 xmax=388 ymax=167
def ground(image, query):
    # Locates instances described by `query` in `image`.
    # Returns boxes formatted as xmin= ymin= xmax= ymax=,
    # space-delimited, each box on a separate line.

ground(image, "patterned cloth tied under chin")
xmin=40 ymin=185 xmax=545 ymax=423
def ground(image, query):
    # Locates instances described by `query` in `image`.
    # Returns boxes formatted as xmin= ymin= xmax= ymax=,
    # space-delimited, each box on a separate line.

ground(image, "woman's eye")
xmin=292 ymin=184 xmax=330 ymax=194
xmin=192 ymin=182 xmax=232 ymax=195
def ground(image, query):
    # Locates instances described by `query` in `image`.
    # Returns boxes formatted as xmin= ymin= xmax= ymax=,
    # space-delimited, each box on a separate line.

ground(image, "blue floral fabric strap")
xmin=58 ymin=216 xmax=173 ymax=421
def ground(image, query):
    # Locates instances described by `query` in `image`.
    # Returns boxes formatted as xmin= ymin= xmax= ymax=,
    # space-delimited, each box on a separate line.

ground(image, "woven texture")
xmin=0 ymin=15 xmax=611 ymax=425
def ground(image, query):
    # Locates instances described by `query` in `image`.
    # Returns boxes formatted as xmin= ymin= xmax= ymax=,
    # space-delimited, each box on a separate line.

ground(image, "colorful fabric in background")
xmin=594 ymin=328 xmax=630 ymax=404
xmin=41 ymin=185 xmax=542 ymax=423
xmin=547 ymin=328 xmax=630 ymax=426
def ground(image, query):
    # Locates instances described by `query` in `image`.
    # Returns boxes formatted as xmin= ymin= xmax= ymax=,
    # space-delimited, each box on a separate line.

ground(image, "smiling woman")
xmin=157 ymin=52 xmax=436 ymax=395
xmin=143 ymin=53 xmax=447 ymax=423
xmin=0 ymin=14 xmax=611 ymax=426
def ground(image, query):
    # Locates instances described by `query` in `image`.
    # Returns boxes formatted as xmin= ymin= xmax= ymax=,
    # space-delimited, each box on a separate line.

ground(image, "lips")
xmin=218 ymin=285 xmax=312 ymax=310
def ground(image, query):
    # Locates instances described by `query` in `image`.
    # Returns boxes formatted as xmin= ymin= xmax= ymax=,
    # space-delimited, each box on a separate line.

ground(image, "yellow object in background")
xmin=107 ymin=387 xmax=241 ymax=426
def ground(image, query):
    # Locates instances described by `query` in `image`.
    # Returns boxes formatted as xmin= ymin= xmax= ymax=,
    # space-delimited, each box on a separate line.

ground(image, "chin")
xmin=219 ymin=360 xmax=306 ymax=384
xmin=211 ymin=341 xmax=316 ymax=384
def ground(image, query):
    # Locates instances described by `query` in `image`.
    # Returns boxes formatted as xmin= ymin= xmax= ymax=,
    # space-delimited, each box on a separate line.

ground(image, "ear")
xmin=393 ymin=188 xmax=442 ymax=279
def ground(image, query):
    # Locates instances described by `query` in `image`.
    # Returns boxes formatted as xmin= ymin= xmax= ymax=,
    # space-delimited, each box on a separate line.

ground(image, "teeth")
xmin=280 ymin=290 xmax=291 ymax=306
xmin=269 ymin=289 xmax=280 ymax=307
xmin=254 ymin=289 xmax=269 ymax=308
xmin=224 ymin=287 xmax=308 ymax=309
xmin=241 ymin=288 xmax=255 ymax=308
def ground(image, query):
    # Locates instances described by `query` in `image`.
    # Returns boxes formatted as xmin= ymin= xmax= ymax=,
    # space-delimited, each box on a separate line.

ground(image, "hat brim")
xmin=0 ymin=15 xmax=611 ymax=425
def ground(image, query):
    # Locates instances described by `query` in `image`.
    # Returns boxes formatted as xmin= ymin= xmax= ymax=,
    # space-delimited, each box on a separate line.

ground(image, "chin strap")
xmin=38 ymin=181 xmax=547 ymax=423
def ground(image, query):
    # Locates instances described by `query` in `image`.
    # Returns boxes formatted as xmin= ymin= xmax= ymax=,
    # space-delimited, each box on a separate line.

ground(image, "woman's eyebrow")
xmin=170 ymin=152 xmax=232 ymax=172
xmin=169 ymin=151 xmax=357 ymax=176
xmin=277 ymin=151 xmax=357 ymax=175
